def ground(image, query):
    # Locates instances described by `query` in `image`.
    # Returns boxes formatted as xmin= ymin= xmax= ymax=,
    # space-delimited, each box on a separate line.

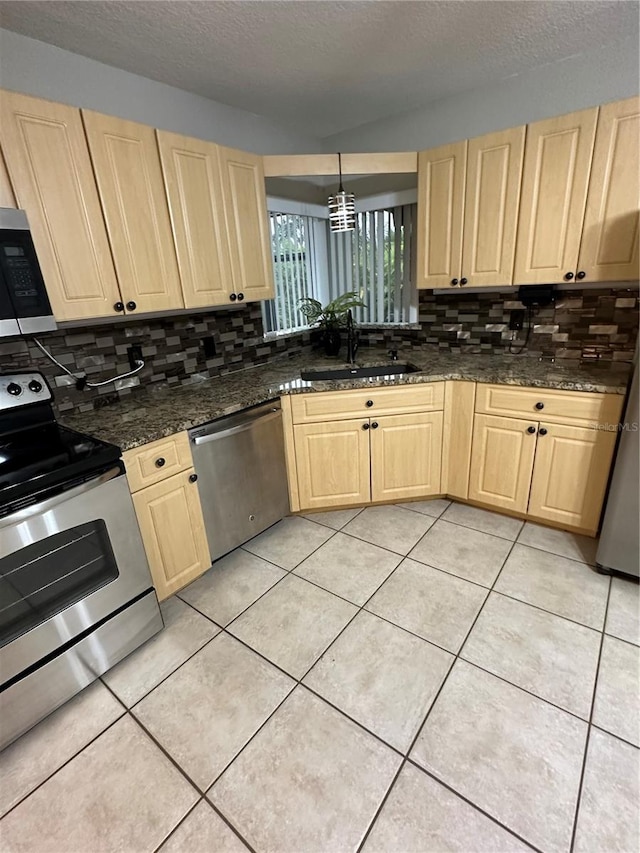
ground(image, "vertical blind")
xmin=327 ymin=204 xmax=417 ymax=325
xmin=263 ymin=203 xmax=417 ymax=334
xmin=263 ymin=212 xmax=322 ymax=334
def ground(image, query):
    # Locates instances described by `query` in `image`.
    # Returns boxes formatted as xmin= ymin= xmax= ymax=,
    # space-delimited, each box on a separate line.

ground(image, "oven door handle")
xmin=0 ymin=466 xmax=123 ymax=529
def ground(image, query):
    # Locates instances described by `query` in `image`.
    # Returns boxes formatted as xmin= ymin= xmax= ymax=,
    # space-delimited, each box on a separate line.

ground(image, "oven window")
xmin=0 ymin=521 xmax=119 ymax=647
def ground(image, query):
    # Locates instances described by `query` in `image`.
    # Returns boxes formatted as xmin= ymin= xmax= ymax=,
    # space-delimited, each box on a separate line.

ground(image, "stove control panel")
xmin=0 ymin=373 xmax=52 ymax=410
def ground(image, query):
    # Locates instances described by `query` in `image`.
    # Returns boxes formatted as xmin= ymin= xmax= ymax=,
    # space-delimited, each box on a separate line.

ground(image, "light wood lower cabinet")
xmin=468 ymin=414 xmax=537 ymax=514
xmin=131 ymin=467 xmax=210 ymax=601
xmin=528 ymin=423 xmax=618 ymax=531
xmin=294 ymin=419 xmax=371 ymax=510
xmin=287 ymin=388 xmax=446 ymax=511
xmin=370 ymin=412 xmax=443 ymax=502
xmin=468 ymin=387 xmax=622 ymax=533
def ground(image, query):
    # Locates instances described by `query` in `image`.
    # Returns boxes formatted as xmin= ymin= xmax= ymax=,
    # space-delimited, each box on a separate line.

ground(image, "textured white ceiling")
xmin=0 ymin=1 xmax=637 ymax=137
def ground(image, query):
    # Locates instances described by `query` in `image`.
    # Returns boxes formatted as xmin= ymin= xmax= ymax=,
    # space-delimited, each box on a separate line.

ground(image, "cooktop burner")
xmin=0 ymin=372 xmax=121 ymax=515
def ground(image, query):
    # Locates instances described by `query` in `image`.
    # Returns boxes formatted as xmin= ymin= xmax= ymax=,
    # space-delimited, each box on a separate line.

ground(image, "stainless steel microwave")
xmin=0 ymin=208 xmax=56 ymax=337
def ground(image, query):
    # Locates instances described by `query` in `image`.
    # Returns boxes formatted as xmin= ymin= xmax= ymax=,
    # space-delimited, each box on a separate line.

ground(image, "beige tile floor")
xmin=1 ymin=501 xmax=638 ymax=853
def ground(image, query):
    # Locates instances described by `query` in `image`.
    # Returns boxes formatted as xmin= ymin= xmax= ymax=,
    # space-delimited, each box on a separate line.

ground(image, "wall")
xmin=359 ymin=288 xmax=639 ymax=362
xmin=0 ymin=287 xmax=636 ymax=418
xmin=0 ymin=306 xmax=311 ymax=415
xmin=325 ymin=34 xmax=640 ymax=152
xmin=0 ymin=28 xmax=322 ymax=154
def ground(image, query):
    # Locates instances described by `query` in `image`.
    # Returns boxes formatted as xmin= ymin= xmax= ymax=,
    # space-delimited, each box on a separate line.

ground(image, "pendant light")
xmin=328 ymin=152 xmax=355 ymax=232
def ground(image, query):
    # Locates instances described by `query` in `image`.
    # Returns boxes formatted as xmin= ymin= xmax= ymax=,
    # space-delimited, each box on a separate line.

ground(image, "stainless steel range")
xmin=0 ymin=372 xmax=163 ymax=749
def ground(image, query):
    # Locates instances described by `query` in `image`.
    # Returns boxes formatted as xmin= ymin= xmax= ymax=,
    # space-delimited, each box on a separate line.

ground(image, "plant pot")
xmin=323 ymin=328 xmax=341 ymax=357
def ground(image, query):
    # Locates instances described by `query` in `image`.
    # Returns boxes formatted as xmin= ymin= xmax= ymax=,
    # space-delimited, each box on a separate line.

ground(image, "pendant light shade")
xmin=328 ymin=153 xmax=355 ymax=232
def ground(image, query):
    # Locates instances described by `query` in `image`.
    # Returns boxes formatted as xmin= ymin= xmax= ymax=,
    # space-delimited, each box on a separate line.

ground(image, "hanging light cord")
xmin=32 ymin=337 xmax=145 ymax=389
xmin=508 ymin=305 xmax=536 ymax=355
xmin=338 ymin=151 xmax=344 ymax=192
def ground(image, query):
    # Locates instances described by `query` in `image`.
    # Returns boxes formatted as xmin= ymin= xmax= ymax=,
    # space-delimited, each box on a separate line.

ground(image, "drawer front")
xmin=123 ymin=431 xmax=193 ymax=492
xmin=475 ymin=383 xmax=624 ymax=427
xmin=290 ymin=383 xmax=444 ymax=424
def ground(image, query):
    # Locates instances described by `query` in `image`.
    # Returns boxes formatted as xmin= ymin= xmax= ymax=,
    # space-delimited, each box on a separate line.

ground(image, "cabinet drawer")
xmin=475 ymin=383 xmax=624 ymax=427
xmin=123 ymin=431 xmax=192 ymax=492
xmin=290 ymin=383 xmax=444 ymax=424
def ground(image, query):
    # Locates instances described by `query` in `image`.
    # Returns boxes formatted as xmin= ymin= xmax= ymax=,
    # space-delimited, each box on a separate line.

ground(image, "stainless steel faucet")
xmin=345 ymin=310 xmax=359 ymax=364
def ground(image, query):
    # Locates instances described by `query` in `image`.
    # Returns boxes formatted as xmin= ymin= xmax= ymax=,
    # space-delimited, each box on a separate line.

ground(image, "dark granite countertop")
xmin=61 ymin=348 xmax=632 ymax=452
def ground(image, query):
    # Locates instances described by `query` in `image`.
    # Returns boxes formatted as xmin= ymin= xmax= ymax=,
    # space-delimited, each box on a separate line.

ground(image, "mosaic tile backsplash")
xmin=0 ymin=287 xmax=637 ymax=416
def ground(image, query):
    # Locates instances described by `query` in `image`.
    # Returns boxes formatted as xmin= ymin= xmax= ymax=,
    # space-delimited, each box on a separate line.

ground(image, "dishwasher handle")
xmin=191 ymin=407 xmax=281 ymax=446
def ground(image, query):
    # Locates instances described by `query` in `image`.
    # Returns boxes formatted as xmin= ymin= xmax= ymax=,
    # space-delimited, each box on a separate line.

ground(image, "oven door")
xmin=0 ymin=466 xmax=154 ymax=684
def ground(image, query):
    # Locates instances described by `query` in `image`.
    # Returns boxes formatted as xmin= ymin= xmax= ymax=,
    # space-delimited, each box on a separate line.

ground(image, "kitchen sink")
xmin=300 ymin=363 xmax=420 ymax=381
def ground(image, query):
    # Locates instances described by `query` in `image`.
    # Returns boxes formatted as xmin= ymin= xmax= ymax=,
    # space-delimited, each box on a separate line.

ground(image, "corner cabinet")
xmin=123 ymin=433 xmax=210 ymax=600
xmin=82 ymin=111 xmax=184 ymax=314
xmin=283 ymin=385 xmax=445 ymax=511
xmin=0 ymin=91 xmax=122 ymax=320
xmin=218 ymin=146 xmax=275 ymax=303
xmin=156 ymin=133 xmax=274 ymax=306
xmin=417 ymin=126 xmax=525 ymax=289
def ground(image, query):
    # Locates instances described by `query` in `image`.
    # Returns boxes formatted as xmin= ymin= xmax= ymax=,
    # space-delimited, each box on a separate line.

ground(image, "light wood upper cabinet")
xmin=578 ymin=97 xmax=640 ymax=282
xmin=82 ymin=111 xmax=184 ymax=314
xmin=468 ymin=413 xmax=537 ymax=514
xmin=0 ymin=148 xmax=16 ymax=208
xmin=528 ymin=422 xmax=617 ymax=532
xmin=131 ymin=467 xmax=210 ymax=600
xmin=462 ymin=127 xmax=526 ymax=287
xmin=0 ymin=91 xmax=121 ymax=320
xmin=370 ymin=412 xmax=443 ymax=502
xmin=294 ymin=419 xmax=371 ymax=510
xmin=417 ymin=141 xmax=467 ymax=289
xmin=156 ymin=130 xmax=233 ymax=308
xmin=514 ymin=107 xmax=598 ymax=285
xmin=218 ymin=146 xmax=275 ymax=302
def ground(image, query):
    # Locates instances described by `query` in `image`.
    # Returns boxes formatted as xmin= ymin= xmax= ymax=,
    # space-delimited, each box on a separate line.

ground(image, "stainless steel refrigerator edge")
xmin=189 ymin=401 xmax=290 ymax=562
xmin=596 ymin=354 xmax=640 ymax=577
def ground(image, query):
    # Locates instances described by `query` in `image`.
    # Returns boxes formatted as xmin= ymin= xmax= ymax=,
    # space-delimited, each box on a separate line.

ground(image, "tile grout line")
xmin=357 ymin=532 xmax=525 ymax=853
xmin=2 ymin=501 xmax=612 ymax=852
xmin=569 ymin=575 xmax=613 ymax=853
xmin=0 ymin=713 xmax=126 ymax=822
xmin=179 ymin=503 xmax=609 ymax=852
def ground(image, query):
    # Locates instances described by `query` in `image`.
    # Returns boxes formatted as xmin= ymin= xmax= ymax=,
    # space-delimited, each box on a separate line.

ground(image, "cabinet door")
xmin=157 ymin=130 xmax=233 ymax=308
xmin=578 ymin=97 xmax=640 ymax=282
xmin=417 ymin=141 xmax=467 ymax=289
xmin=218 ymin=146 xmax=274 ymax=302
xmin=82 ymin=111 xmax=184 ymax=314
xmin=468 ymin=414 xmax=537 ymax=514
xmin=528 ymin=423 xmax=617 ymax=534
xmin=131 ymin=468 xmax=210 ymax=600
xmin=0 ymin=92 xmax=121 ymax=320
xmin=370 ymin=412 xmax=443 ymax=503
xmin=0 ymin=148 xmax=16 ymax=208
xmin=294 ymin=420 xmax=370 ymax=510
xmin=462 ymin=127 xmax=526 ymax=286
xmin=514 ymin=108 xmax=598 ymax=285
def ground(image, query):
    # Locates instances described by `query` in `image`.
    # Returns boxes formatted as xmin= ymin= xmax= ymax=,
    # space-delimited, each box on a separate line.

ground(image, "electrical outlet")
xmin=127 ymin=345 xmax=143 ymax=370
xmin=201 ymin=336 xmax=217 ymax=358
xmin=509 ymin=310 xmax=525 ymax=331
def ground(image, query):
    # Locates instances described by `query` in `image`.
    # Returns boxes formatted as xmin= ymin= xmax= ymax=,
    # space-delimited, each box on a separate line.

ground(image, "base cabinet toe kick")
xmin=281 ymin=381 xmax=625 ymax=537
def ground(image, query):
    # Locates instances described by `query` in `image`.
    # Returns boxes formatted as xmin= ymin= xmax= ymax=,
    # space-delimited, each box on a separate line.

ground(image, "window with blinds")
xmin=327 ymin=204 xmax=417 ymax=325
xmin=263 ymin=202 xmax=417 ymax=335
xmin=263 ymin=212 xmax=324 ymax=335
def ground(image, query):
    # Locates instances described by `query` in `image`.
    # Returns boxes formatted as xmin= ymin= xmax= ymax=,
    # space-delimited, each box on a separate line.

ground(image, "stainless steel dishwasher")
xmin=188 ymin=400 xmax=290 ymax=562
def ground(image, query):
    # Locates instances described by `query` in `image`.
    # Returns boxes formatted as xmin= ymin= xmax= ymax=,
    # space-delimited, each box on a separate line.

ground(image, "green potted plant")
xmin=298 ymin=292 xmax=366 ymax=356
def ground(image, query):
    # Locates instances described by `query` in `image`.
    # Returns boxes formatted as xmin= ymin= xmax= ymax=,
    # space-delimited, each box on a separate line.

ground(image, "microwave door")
xmin=0 ymin=209 xmax=57 ymax=336
xmin=0 ymin=276 xmax=21 ymax=337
